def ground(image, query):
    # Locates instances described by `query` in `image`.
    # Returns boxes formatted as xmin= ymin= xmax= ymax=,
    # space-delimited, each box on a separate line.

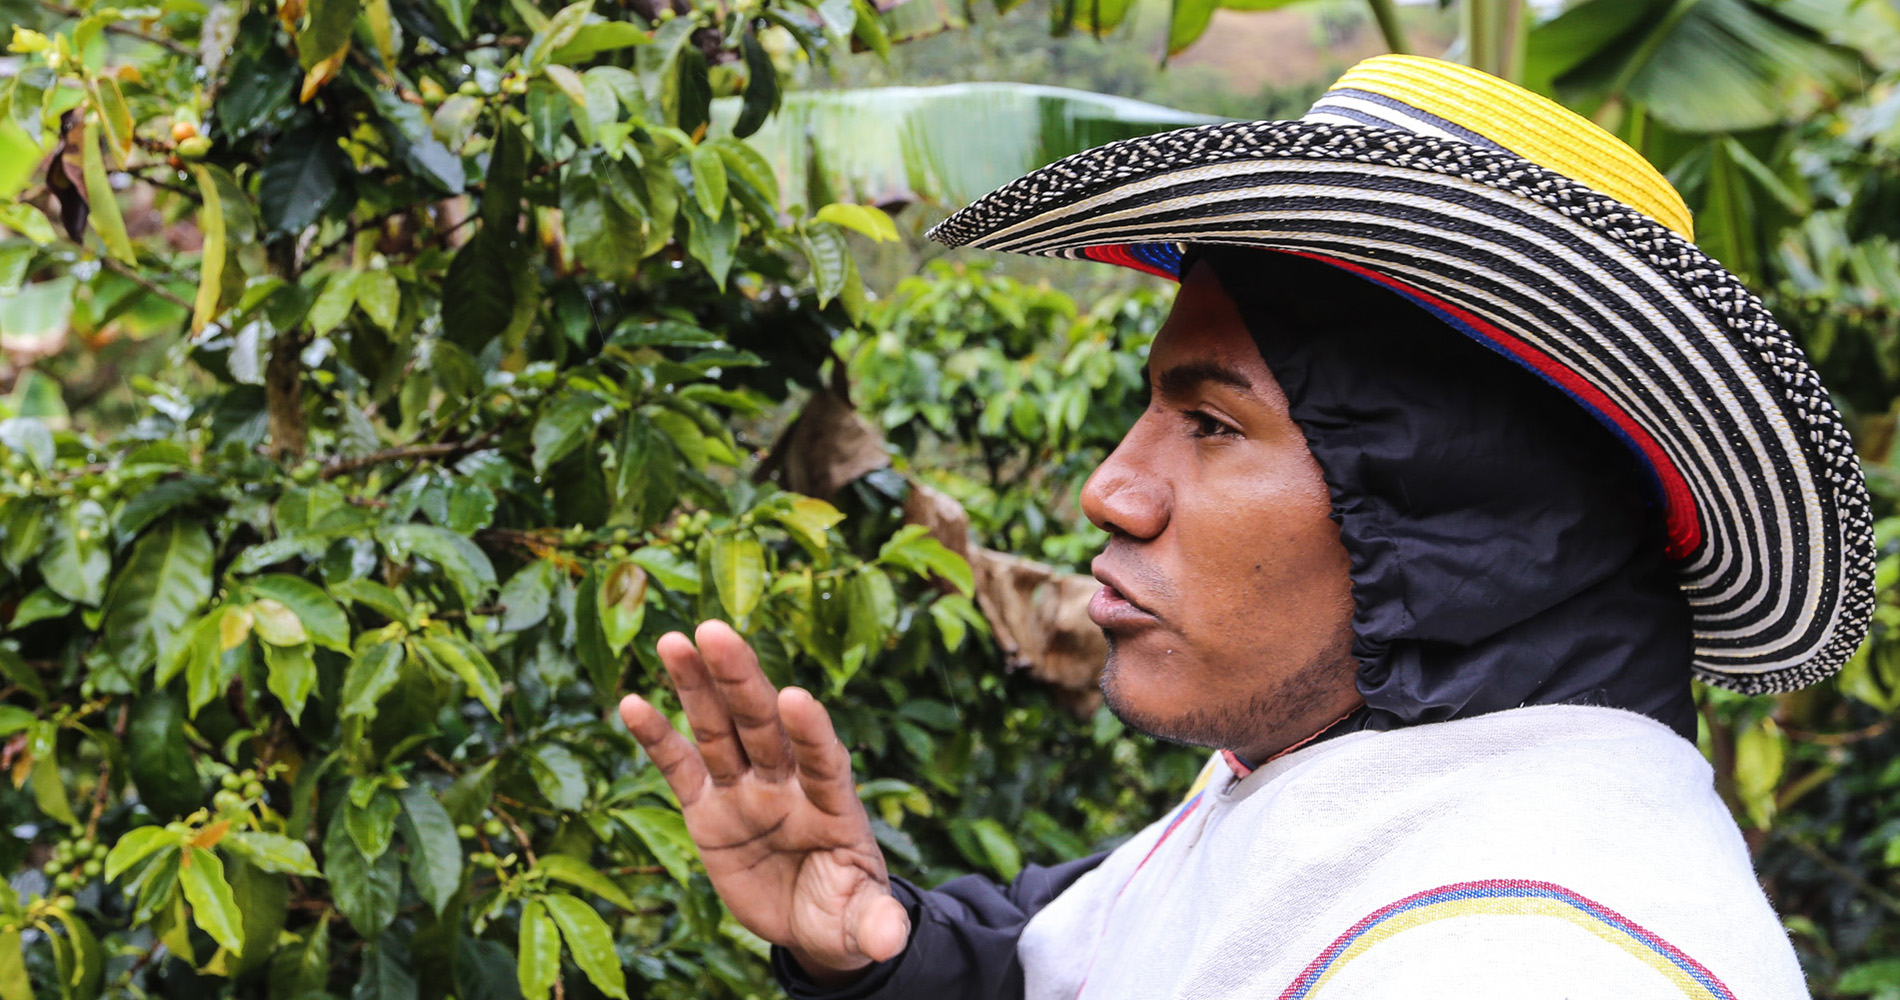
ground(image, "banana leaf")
xmin=712 ymin=82 xmax=1222 ymax=213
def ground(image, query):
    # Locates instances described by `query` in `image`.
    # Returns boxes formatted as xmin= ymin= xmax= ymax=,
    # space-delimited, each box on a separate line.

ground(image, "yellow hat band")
xmin=1307 ymin=55 xmax=1694 ymax=240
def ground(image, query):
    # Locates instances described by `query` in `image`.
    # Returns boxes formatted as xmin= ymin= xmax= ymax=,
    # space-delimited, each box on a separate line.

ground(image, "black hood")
xmin=1200 ymin=247 xmax=1697 ymax=740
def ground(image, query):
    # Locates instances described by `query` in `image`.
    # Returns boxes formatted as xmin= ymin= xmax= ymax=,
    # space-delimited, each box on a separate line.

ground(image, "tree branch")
xmin=99 ymin=257 xmax=192 ymax=311
xmin=39 ymin=2 xmax=195 ymax=57
xmin=320 ymin=427 xmax=505 ymax=479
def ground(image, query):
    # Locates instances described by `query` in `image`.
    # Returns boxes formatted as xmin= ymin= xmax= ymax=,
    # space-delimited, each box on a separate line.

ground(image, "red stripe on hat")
xmin=1082 ymin=244 xmax=1180 ymax=281
xmin=1277 ymin=250 xmax=1703 ymax=560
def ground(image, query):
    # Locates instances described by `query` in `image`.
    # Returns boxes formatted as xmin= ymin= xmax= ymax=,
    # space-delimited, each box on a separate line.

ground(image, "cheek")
xmin=1183 ymin=453 xmax=1347 ymax=631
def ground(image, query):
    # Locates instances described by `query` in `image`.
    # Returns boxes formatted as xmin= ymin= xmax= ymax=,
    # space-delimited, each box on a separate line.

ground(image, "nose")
xmin=1081 ymin=418 xmax=1169 ymax=541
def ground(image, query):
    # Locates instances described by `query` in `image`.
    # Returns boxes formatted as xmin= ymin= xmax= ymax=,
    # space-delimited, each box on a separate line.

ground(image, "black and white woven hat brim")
xmin=928 ymin=119 xmax=1875 ymax=693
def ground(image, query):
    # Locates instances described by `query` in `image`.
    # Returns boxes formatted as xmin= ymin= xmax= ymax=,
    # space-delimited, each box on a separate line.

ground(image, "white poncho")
xmin=1017 ymin=705 xmax=1808 ymax=999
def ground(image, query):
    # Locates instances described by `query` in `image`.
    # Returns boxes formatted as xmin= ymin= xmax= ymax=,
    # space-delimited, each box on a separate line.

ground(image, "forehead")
xmin=1149 ymin=262 xmax=1276 ymax=382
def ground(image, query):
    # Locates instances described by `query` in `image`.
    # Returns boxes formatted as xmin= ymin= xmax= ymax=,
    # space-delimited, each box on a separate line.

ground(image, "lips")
xmin=1089 ymin=562 xmax=1159 ymax=629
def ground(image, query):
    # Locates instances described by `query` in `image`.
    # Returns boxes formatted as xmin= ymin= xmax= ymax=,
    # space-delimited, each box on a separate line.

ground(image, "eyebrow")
xmin=1142 ymin=360 xmax=1257 ymax=398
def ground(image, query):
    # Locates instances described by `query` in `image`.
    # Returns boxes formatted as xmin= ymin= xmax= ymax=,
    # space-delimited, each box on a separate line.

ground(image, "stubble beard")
xmin=1098 ymin=629 xmax=1358 ymax=754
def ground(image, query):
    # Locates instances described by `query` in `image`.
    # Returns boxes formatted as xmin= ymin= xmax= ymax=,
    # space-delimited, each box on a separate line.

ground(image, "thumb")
xmin=852 ymin=892 xmax=912 ymax=963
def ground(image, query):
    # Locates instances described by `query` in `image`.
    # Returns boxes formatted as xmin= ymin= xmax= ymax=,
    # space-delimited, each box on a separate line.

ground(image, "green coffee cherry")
xmin=81 ymin=859 xmax=102 ymax=879
xmin=220 ymin=773 xmax=243 ymax=791
xmin=481 ymin=818 xmax=504 ymax=838
xmin=456 ymin=824 xmax=477 ymax=840
xmin=242 ymin=781 xmax=264 ymax=799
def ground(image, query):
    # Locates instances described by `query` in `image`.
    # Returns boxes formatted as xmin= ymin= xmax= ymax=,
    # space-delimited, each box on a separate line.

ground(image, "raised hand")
xmin=617 ymin=620 xmax=911 ymax=983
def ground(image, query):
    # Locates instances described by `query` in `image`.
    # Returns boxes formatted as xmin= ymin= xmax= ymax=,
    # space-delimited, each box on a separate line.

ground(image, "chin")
xmin=1098 ymin=643 xmax=1223 ymax=751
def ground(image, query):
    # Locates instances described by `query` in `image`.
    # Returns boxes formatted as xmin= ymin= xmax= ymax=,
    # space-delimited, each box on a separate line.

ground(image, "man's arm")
xmin=773 ymin=855 xmax=1107 ymax=1000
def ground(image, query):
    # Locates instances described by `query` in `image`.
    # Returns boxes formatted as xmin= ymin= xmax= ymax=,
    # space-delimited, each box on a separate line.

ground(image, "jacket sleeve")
xmin=770 ymin=853 xmax=1108 ymax=1000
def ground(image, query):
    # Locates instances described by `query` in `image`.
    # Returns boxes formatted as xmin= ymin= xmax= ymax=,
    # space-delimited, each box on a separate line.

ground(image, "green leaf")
xmin=733 ymin=31 xmax=780 ymax=139
xmin=443 ymin=231 xmax=519 ymax=353
xmin=100 ymin=519 xmax=214 ymax=673
xmin=842 ymin=567 xmax=896 ymax=662
xmin=969 ymin=817 xmax=1023 ymax=882
xmin=532 ymin=392 xmax=607 ymax=473
xmin=0 ymin=418 xmax=52 ymax=472
xmin=454 ymin=936 xmax=523 ymax=1000
xmin=39 ymin=499 xmax=111 ymax=606
xmin=527 ymin=0 xmax=594 ymax=71
xmin=710 ymin=137 xmax=779 ymax=213
xmin=106 ymin=826 xmax=183 ymax=882
xmin=259 ymin=127 xmax=347 ymax=235
xmin=767 ymin=496 xmax=843 ymax=553
xmin=815 ymin=203 xmax=898 ymax=242
xmin=189 ymin=164 xmax=226 ymax=333
xmin=525 ymin=743 xmax=589 ymax=812
xmin=309 ymin=269 xmax=358 ymax=335
xmin=397 ymin=784 xmax=463 ymax=915
xmin=631 ymin=545 xmax=698 ymax=594
xmin=222 ymin=831 xmax=322 ymax=877
xmin=499 ymin=560 xmax=558 ymax=632
xmin=689 ymin=143 xmax=727 ymax=220
xmin=551 ymin=21 xmax=649 ymax=64
xmin=179 ymin=846 xmax=245 ymax=953
xmin=250 ymin=597 xmax=309 ymax=646
xmin=542 ymin=893 xmax=629 ymax=1000
xmin=227 ymin=857 xmax=290 ymax=978
xmin=341 ymin=640 xmax=405 ymax=721
xmin=0 ymin=926 xmax=29 ymax=1000
xmin=356 ymin=270 xmax=400 ymax=332
xmin=382 ymin=523 xmax=497 ymax=608
xmin=416 ymin=634 xmax=504 ymax=717
xmin=684 ymin=197 xmax=738 ymax=291
xmin=261 ymin=642 xmax=316 ymax=724
xmin=41 ymin=904 xmax=101 ymax=1000
xmin=81 ymin=117 xmax=135 ymax=264
xmin=346 ymin=784 xmax=402 ymax=861
xmin=28 ymin=723 xmax=76 ymax=826
xmin=709 ymin=531 xmax=765 ymax=622
xmin=331 ymin=578 xmax=411 ymax=623
xmin=614 ymin=807 xmax=694 ymax=885
xmin=267 ymin=917 xmax=329 ymax=998
xmin=299 ymin=0 xmax=362 ymax=69
xmin=533 ymin=854 xmax=637 ymax=911
xmin=516 ymin=899 xmax=560 ymax=1000
xmin=324 ymin=813 xmax=402 ymax=937
xmin=596 ymin=559 xmax=647 ymax=656
xmin=1735 ymin=715 xmax=1786 ymax=829
xmin=877 ymin=524 xmax=974 ymax=595
xmin=440 ymin=758 xmax=498 ymax=826
xmin=544 ymin=64 xmax=589 ymax=114
xmin=126 ymin=688 xmax=201 ymax=817
xmin=801 ymin=225 xmax=849 ymax=307
xmin=248 ymin=575 xmax=351 ymax=653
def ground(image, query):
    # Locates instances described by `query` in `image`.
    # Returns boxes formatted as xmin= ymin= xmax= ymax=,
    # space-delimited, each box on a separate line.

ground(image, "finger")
xmin=851 ymin=893 xmax=912 ymax=964
xmin=780 ymin=686 xmax=859 ymax=816
xmin=696 ymin=620 xmax=795 ymax=780
xmin=617 ymin=693 xmax=711 ymax=808
xmin=657 ymin=631 xmax=747 ymax=784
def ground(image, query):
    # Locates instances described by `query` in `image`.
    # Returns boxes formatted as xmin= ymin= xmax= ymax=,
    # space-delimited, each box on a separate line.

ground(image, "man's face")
xmin=1081 ymin=261 xmax=1360 ymax=762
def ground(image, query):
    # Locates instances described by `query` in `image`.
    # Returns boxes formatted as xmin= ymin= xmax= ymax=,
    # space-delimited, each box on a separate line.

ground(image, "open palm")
xmin=618 ymin=621 xmax=910 ymax=982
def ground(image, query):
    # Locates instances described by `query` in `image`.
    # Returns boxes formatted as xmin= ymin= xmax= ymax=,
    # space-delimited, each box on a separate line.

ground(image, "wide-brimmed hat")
xmin=928 ymin=55 xmax=1874 ymax=694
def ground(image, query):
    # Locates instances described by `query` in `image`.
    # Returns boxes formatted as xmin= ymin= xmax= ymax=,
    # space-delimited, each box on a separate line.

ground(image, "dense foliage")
xmin=0 ymin=2 xmax=1199 ymax=998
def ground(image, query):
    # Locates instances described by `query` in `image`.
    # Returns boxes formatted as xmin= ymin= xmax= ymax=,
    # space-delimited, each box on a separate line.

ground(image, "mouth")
xmin=1089 ymin=562 xmax=1160 ymax=629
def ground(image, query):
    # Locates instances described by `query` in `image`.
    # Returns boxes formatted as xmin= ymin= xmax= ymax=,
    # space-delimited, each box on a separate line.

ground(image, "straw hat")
xmin=928 ymin=55 xmax=1874 ymax=693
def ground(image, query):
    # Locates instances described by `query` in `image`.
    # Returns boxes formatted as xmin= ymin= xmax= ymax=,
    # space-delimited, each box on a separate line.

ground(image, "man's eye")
xmin=1187 ymin=411 xmax=1237 ymax=438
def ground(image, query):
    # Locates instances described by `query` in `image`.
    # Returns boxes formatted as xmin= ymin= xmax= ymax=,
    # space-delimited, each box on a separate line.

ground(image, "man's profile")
xmin=617 ymin=55 xmax=1872 ymax=998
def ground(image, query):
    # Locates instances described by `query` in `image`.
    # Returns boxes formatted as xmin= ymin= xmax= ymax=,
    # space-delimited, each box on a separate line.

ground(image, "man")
xmin=618 ymin=56 xmax=1873 ymax=997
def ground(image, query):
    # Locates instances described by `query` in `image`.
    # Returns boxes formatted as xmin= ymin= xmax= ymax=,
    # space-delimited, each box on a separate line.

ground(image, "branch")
xmin=99 ymin=257 xmax=192 ymax=311
xmin=39 ymin=2 xmax=196 ymax=57
xmin=1782 ymin=718 xmax=1893 ymax=747
xmin=321 ymin=427 xmax=505 ymax=479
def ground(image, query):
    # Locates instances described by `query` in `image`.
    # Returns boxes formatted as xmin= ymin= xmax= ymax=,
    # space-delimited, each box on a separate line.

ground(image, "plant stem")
xmin=1463 ymin=0 xmax=1526 ymax=83
xmin=99 ymin=257 xmax=192 ymax=311
xmin=1365 ymin=0 xmax=1408 ymax=55
xmin=38 ymin=1 xmax=195 ymax=57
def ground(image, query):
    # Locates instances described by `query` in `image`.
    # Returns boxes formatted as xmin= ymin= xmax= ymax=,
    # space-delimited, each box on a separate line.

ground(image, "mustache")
xmin=1098 ymin=540 xmax=1175 ymax=610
